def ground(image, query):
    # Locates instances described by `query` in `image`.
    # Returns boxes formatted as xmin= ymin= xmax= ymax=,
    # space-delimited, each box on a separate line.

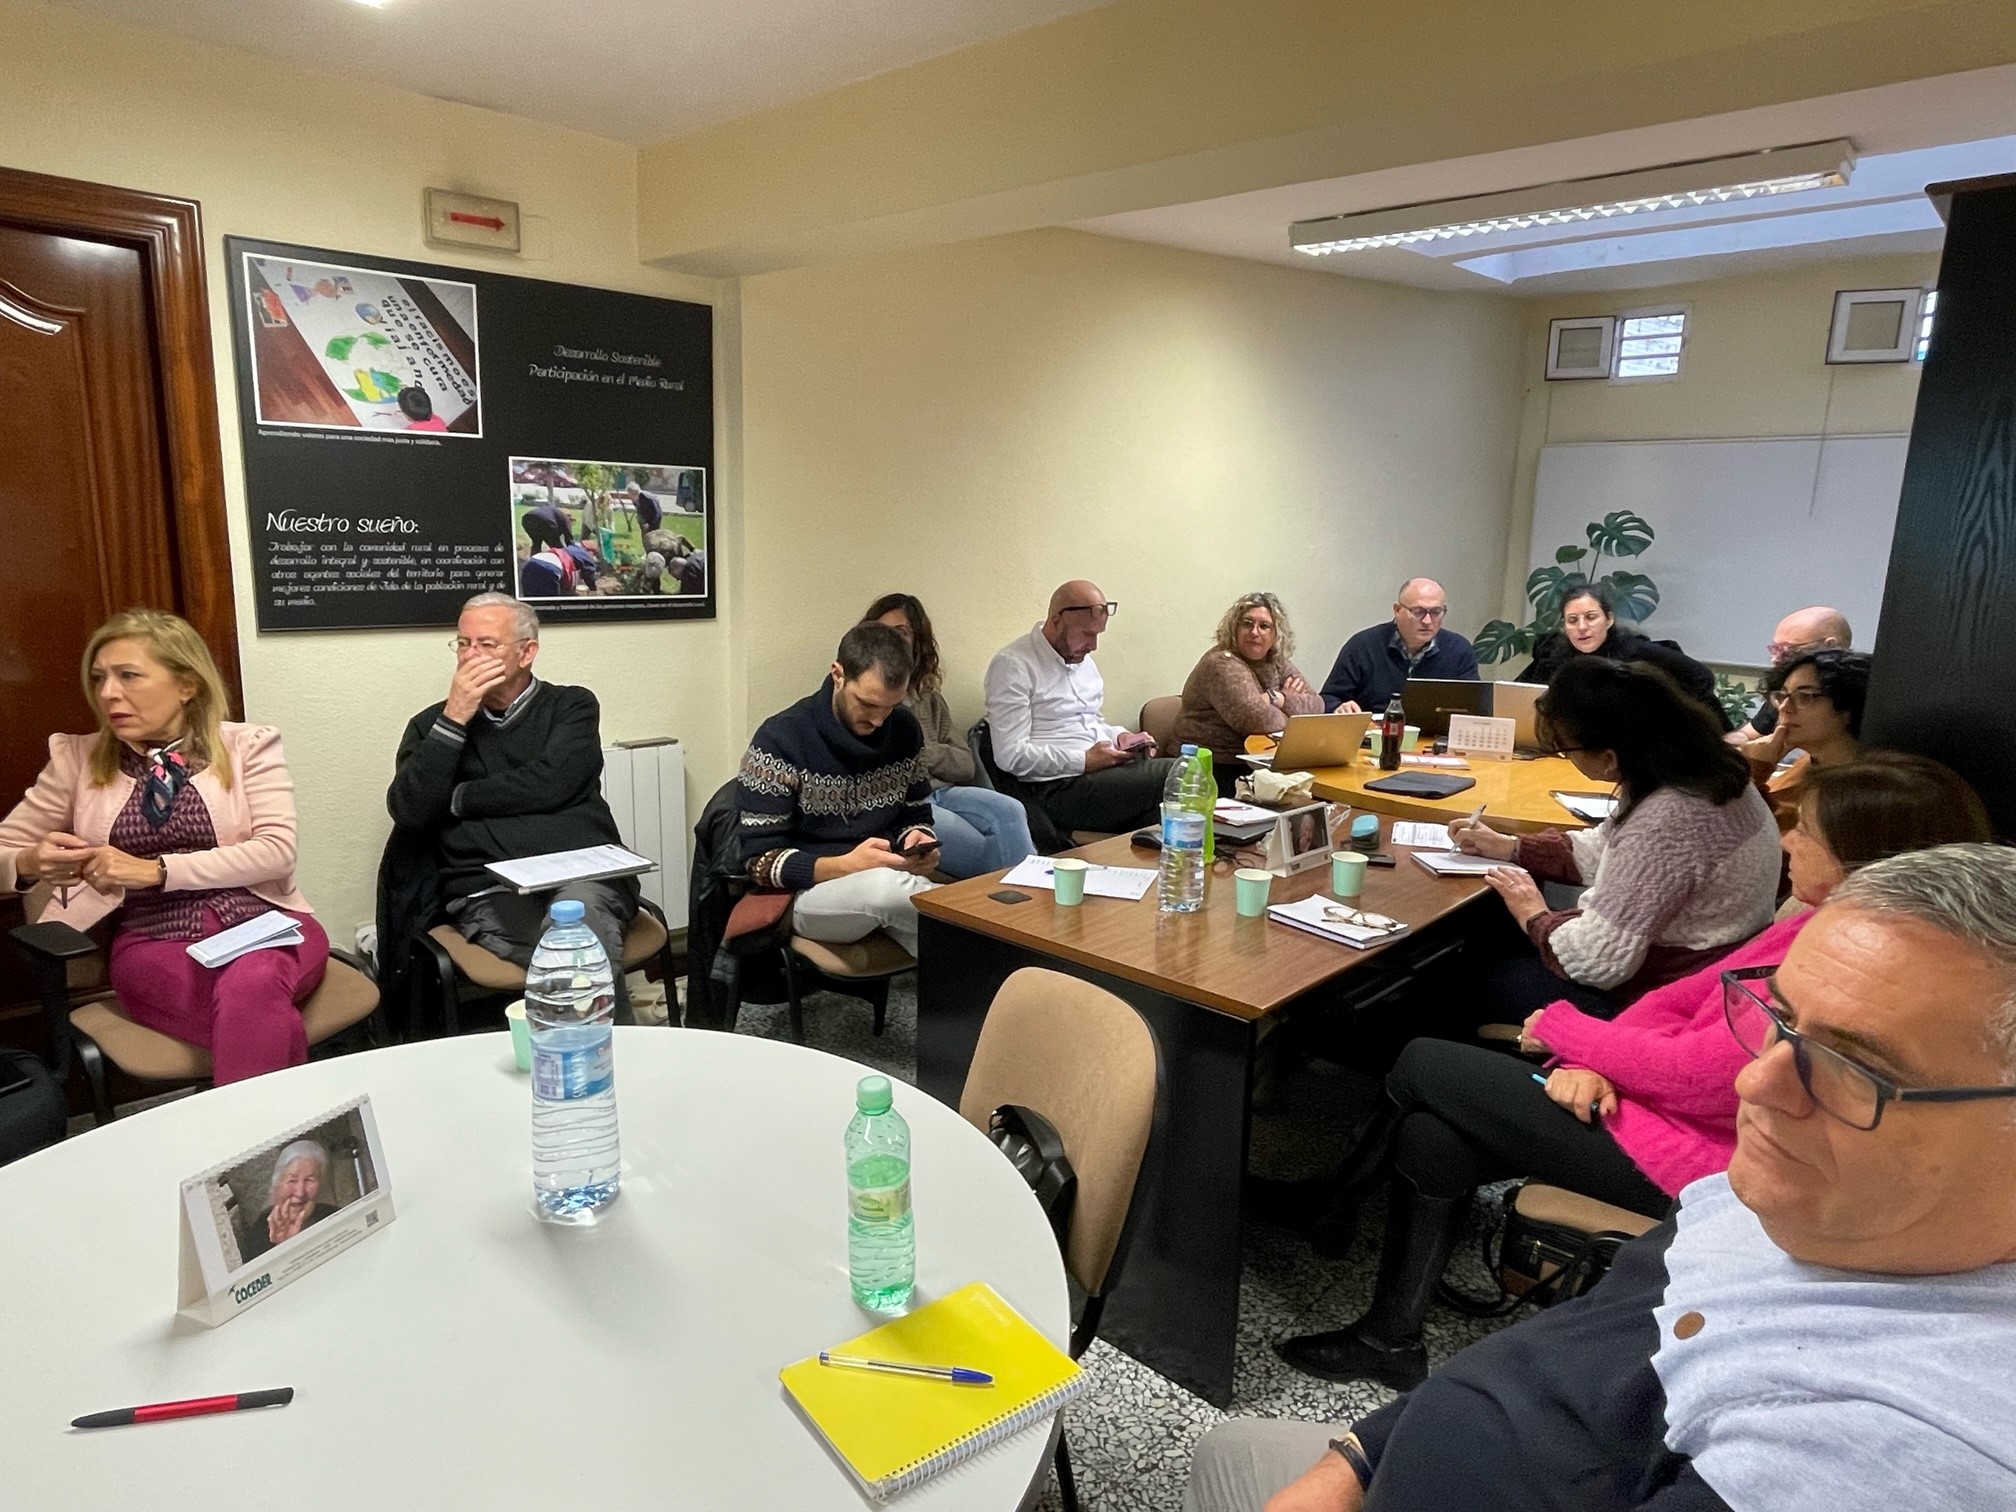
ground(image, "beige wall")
xmin=1499 ymin=252 xmax=1938 ymax=639
xmin=739 ymin=229 xmax=1527 ymax=736
xmin=6 ymin=0 xmax=734 ymax=938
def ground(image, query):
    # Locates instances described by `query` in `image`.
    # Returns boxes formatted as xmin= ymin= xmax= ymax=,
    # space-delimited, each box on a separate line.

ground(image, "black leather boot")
xmin=1275 ymin=1173 xmax=1469 ymax=1391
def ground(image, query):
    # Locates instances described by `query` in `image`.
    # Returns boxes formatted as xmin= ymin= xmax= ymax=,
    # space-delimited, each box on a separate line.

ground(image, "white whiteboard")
xmin=1531 ymin=436 xmax=1905 ymax=667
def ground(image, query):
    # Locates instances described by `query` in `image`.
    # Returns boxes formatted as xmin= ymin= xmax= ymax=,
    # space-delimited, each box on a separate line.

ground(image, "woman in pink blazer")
xmin=0 ymin=610 xmax=325 ymax=1084
xmin=1273 ymin=752 xmax=1992 ymax=1391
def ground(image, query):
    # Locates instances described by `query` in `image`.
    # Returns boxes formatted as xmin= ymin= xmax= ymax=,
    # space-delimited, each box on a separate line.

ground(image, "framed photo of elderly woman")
xmin=177 ymin=1096 xmax=395 ymax=1327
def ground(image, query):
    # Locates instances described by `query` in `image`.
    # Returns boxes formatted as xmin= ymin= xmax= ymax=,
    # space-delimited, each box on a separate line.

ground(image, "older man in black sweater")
xmin=387 ymin=593 xmax=638 ymax=1004
xmin=738 ymin=622 xmax=939 ymax=954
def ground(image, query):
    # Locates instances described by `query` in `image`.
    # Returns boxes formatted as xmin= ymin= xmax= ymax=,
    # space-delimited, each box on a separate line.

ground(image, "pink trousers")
xmin=110 ymin=911 xmax=330 ymax=1085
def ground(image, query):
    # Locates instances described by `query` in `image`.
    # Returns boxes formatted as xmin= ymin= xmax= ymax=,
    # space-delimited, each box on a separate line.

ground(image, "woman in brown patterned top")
xmin=0 ymin=611 xmax=325 ymax=1084
xmin=1174 ymin=592 xmax=1326 ymax=795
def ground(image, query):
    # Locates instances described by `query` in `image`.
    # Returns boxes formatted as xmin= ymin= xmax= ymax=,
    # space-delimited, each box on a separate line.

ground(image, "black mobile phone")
xmin=988 ymin=889 xmax=1033 ymax=905
xmin=1366 ymin=853 xmax=1397 ymax=867
xmin=1130 ymin=827 xmax=1162 ymax=850
xmin=894 ymin=836 xmax=940 ymax=859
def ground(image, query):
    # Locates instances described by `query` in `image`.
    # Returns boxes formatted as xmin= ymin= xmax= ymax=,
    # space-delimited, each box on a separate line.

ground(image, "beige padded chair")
xmin=781 ymin=929 xmax=914 ymax=1041
xmin=959 ymin=967 xmax=1160 ymax=1512
xmin=11 ymin=915 xmax=380 ymax=1125
xmin=420 ymin=907 xmax=673 ymax=1033
xmin=1137 ymin=695 xmax=1185 ymax=759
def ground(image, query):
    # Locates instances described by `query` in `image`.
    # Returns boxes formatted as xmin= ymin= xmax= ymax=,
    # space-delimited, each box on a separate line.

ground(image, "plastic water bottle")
xmin=526 ymin=899 xmax=620 ymax=1222
xmin=846 ymin=1075 xmax=915 ymax=1310
xmin=1159 ymin=745 xmax=1208 ymax=913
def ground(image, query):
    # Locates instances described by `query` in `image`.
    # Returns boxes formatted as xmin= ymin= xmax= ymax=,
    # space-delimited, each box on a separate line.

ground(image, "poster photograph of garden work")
xmin=510 ymin=457 xmax=708 ymax=602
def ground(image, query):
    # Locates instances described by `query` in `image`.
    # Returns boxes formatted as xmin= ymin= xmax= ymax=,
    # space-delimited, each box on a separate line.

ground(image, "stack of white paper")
xmin=188 ymin=910 xmax=304 ymax=969
xmin=999 ymin=857 xmax=1158 ymax=901
xmin=1412 ymin=851 xmax=1514 ymax=877
xmin=485 ymin=844 xmax=656 ymax=894
xmin=1552 ymin=791 xmax=1620 ymax=822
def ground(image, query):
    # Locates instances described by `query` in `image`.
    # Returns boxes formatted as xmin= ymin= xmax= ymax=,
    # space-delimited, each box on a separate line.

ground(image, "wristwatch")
xmin=155 ymin=857 xmax=169 ymax=887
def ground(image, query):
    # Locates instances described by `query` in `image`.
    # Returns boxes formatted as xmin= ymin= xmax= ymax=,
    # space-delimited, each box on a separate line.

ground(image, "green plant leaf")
xmin=1602 ymin=570 xmax=1660 ymax=621
xmin=1555 ymin=545 xmax=1588 ymax=565
xmin=1589 ymin=510 xmax=1655 ymax=558
xmin=1473 ymin=619 xmax=1526 ymax=664
xmin=1714 ymin=672 xmax=1760 ymax=729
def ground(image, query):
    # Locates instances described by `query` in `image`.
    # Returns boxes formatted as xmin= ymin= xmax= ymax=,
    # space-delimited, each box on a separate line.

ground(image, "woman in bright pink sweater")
xmin=1277 ymin=752 xmax=1990 ymax=1391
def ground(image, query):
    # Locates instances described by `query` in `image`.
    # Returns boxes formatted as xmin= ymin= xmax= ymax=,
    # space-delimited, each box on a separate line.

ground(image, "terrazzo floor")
xmin=729 ymin=977 xmax=1526 ymax=1512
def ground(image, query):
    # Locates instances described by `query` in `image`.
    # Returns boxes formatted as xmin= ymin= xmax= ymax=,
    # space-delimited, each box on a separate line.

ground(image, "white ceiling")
xmin=1074 ymin=67 xmax=2016 ymax=296
xmin=44 ymin=0 xmax=1116 ymax=143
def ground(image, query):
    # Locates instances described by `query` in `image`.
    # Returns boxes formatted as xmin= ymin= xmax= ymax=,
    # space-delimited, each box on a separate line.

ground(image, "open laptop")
xmin=1402 ymin=679 xmax=1490 ymax=739
xmin=1242 ymin=711 xmax=1372 ymax=770
xmin=1491 ymin=680 xmax=1551 ymax=754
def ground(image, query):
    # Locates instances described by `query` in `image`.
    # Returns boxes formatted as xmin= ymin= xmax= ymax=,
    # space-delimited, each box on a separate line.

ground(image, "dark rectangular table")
xmin=914 ymin=819 xmax=1489 ymax=1404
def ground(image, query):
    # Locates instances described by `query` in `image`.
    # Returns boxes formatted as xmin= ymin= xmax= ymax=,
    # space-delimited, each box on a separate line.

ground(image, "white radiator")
xmin=600 ymin=738 xmax=689 ymax=930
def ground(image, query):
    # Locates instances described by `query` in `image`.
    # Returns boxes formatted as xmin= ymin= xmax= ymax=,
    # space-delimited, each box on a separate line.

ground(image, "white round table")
xmin=4 ymin=1029 xmax=1070 ymax=1510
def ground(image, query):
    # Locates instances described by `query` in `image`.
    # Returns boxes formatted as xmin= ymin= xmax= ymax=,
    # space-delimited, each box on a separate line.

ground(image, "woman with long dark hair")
xmin=1514 ymin=581 xmax=1725 ymax=728
xmin=863 ymin=593 xmax=1036 ymax=878
xmin=1449 ymin=656 xmax=1779 ymax=1016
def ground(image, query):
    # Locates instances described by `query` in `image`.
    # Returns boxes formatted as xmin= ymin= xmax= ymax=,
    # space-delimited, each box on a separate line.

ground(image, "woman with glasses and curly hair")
xmin=1174 ymin=592 xmax=1326 ymax=796
xmin=0 ymin=610 xmax=324 ymax=1084
xmin=863 ymin=593 xmax=1036 ymax=878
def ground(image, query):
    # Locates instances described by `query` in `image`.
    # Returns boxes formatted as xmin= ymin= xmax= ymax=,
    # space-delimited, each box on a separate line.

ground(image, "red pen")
xmin=70 ymin=1388 xmax=294 ymax=1430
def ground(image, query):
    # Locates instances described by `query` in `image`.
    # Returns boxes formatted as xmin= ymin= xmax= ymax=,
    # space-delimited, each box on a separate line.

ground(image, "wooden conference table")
xmin=914 ymin=819 xmax=1495 ymax=1405
xmin=1309 ymin=750 xmax=1602 ymax=835
xmin=3 ymin=1031 xmax=1068 ymax=1511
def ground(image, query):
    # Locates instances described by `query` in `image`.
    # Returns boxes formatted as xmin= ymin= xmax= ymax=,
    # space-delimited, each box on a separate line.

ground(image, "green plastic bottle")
xmin=845 ymin=1075 xmax=915 ymax=1310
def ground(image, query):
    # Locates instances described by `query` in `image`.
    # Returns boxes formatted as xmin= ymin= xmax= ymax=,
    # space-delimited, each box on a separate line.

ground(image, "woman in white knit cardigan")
xmin=1449 ymin=655 xmax=1779 ymax=1021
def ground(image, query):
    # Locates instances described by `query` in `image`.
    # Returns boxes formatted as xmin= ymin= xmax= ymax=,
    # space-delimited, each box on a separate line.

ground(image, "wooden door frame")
xmin=0 ymin=165 xmax=241 ymax=708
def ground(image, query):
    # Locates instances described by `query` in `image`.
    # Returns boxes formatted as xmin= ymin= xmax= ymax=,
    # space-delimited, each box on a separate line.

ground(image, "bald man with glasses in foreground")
xmin=1320 ymin=577 xmax=1479 ymax=714
xmin=1187 ymin=843 xmax=2016 ymax=1512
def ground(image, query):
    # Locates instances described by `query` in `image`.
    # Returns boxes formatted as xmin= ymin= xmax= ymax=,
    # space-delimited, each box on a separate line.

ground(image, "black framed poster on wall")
xmin=225 ymin=236 xmax=714 ymax=630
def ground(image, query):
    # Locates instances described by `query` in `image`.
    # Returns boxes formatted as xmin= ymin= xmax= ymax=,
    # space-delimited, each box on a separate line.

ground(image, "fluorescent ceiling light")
xmin=1291 ymin=141 xmax=1854 ymax=256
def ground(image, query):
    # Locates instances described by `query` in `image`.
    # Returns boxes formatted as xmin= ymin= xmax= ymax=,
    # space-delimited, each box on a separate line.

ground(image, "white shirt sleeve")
xmin=984 ymin=644 xmax=1088 ymax=781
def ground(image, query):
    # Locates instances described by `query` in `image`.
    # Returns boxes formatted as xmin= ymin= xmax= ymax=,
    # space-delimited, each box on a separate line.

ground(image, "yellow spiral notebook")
xmin=780 ymin=1281 xmax=1086 ymax=1500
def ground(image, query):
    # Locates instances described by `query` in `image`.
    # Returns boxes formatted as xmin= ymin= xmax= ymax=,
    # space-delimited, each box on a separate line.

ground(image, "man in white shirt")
xmin=983 ymin=580 xmax=1177 ymax=837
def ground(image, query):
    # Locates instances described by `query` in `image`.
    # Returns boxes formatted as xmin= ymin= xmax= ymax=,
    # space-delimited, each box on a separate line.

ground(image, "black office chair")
xmin=967 ymin=719 xmax=1072 ymax=854
xmin=408 ymin=898 xmax=679 ymax=1036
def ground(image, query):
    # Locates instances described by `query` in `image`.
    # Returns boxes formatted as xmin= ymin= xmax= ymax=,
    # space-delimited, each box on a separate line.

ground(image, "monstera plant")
xmin=1474 ymin=510 xmax=1661 ymax=664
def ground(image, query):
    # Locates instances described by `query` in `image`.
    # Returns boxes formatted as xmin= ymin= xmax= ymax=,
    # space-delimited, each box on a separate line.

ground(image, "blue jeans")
xmin=930 ymin=785 xmax=1037 ymax=879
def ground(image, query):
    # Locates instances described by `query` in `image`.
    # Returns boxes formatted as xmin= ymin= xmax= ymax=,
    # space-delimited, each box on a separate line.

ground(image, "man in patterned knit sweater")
xmin=737 ymin=621 xmax=939 ymax=954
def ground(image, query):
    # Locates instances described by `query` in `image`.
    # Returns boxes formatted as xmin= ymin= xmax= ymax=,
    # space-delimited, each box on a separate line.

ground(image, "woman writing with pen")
xmin=1445 ymin=657 xmax=1779 ymax=1021
xmin=1274 ymin=753 xmax=1993 ymax=1392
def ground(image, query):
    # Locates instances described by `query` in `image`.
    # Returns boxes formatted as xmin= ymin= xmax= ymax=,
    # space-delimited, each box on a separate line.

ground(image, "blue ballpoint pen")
xmin=818 ymin=1353 xmax=994 ymax=1386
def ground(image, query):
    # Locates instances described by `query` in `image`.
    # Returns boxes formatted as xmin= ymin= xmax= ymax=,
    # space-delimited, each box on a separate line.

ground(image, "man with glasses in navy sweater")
xmin=1320 ymin=577 xmax=1478 ymax=714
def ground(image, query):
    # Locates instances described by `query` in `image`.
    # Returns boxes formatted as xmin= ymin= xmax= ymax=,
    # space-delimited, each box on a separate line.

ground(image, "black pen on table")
xmin=71 ymin=1388 xmax=294 ymax=1430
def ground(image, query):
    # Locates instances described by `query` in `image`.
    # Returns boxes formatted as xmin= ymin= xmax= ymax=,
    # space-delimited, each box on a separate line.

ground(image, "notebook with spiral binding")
xmin=780 ymin=1281 xmax=1084 ymax=1500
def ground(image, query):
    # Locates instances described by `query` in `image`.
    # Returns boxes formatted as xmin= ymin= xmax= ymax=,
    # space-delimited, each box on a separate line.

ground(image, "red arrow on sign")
xmin=448 ymin=211 xmax=507 ymax=231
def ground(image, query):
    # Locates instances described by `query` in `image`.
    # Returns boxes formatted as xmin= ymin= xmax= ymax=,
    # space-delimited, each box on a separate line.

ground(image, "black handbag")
xmin=987 ymin=1104 xmax=1077 ymax=1246
xmin=1438 ymin=1181 xmax=1640 ymax=1317
xmin=0 ymin=1049 xmax=66 ymax=1167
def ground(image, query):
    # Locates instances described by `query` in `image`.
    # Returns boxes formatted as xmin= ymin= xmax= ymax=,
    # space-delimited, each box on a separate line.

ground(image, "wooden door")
xmin=0 ymin=167 xmax=235 ymax=1024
